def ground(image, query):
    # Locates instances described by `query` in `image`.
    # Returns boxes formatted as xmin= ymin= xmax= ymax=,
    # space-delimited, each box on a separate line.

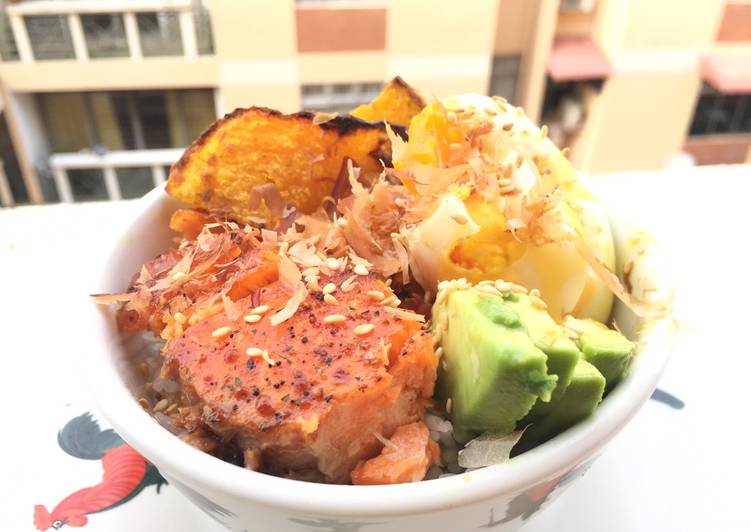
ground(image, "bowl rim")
xmin=85 ymin=186 xmax=675 ymax=518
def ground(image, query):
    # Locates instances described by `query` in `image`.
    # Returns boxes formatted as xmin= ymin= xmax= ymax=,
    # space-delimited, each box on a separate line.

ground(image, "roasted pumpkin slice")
xmin=350 ymin=77 xmax=426 ymax=126
xmin=166 ymin=107 xmax=395 ymax=223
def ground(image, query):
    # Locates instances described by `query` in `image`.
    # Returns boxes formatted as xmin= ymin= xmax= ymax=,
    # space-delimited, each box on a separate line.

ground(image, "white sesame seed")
xmin=246 ymin=347 xmax=263 ymax=357
xmin=353 ymin=264 xmax=369 ymax=276
xmin=153 ymin=399 xmax=169 ymax=413
xmin=323 ymin=294 xmax=338 ymax=305
xmin=174 ymin=312 xmax=187 ymax=324
xmin=367 ymin=290 xmax=385 ymax=301
xmin=326 ymin=258 xmax=340 ymax=270
xmin=385 ymin=278 xmax=393 ymax=287
xmin=354 ymin=323 xmax=374 ymax=336
xmin=451 ymin=214 xmax=468 ymax=225
xmin=171 ymin=271 xmax=186 ymax=281
xmin=261 ymin=350 xmax=276 ymax=366
xmin=322 ymin=283 xmax=336 ymax=295
xmin=250 ymin=305 xmax=270 ymax=315
xmin=446 ymin=398 xmax=453 ymax=415
xmin=323 ymin=314 xmax=346 ymax=325
xmin=244 ymin=314 xmax=262 ymax=324
xmin=336 ymin=218 xmax=348 ymax=227
xmin=530 ymin=295 xmax=547 ymax=310
xmin=211 ymin=326 xmax=232 ymax=338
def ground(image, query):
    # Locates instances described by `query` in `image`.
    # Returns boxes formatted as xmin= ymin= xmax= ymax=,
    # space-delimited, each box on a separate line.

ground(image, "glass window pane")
xmin=25 ymin=15 xmax=75 ymax=60
xmin=0 ymin=4 xmax=19 ymax=61
xmin=489 ymin=55 xmax=520 ymax=103
xmin=135 ymin=92 xmax=171 ymax=148
xmin=137 ymin=12 xmax=182 ymax=57
xmin=38 ymin=93 xmax=90 ymax=152
xmin=706 ymin=94 xmax=736 ymax=135
xmin=739 ymin=95 xmax=751 ymax=133
xmin=181 ymin=89 xmax=216 ymax=143
xmin=117 ymin=167 xmax=154 ymax=199
xmin=81 ymin=14 xmax=128 ymax=59
xmin=0 ymin=113 xmax=28 ymax=204
xmin=689 ymin=94 xmax=716 ymax=136
xmin=194 ymin=0 xmax=214 ymax=55
xmin=69 ymin=169 xmax=108 ymax=201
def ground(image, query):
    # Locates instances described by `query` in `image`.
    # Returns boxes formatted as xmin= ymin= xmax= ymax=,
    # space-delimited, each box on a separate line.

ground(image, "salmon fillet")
xmin=351 ymin=421 xmax=440 ymax=485
xmin=162 ymin=269 xmax=438 ymax=483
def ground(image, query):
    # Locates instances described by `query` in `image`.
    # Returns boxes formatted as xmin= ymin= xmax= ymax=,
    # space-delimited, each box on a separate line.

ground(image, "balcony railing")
xmin=49 ymin=148 xmax=183 ymax=202
xmin=4 ymin=0 xmax=211 ymax=63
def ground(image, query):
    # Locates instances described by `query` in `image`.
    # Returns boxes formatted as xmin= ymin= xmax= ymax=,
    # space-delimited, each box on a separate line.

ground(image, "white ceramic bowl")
xmin=86 ymin=186 xmax=674 ymax=532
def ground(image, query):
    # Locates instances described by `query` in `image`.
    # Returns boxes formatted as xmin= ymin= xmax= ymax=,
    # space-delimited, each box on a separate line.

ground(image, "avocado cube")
xmin=435 ymin=289 xmax=558 ymax=440
xmin=566 ymin=317 xmax=635 ymax=390
xmin=522 ymin=358 xmax=606 ymax=445
xmin=504 ymin=292 xmax=581 ymax=419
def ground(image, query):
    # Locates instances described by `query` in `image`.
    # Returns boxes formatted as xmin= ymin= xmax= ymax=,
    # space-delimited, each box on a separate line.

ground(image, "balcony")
xmin=1 ymin=0 xmax=213 ymax=63
xmin=48 ymin=148 xmax=183 ymax=202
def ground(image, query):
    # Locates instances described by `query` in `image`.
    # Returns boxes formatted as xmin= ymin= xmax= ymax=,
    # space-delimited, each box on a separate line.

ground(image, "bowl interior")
xmin=85 ymin=185 xmax=674 ymax=517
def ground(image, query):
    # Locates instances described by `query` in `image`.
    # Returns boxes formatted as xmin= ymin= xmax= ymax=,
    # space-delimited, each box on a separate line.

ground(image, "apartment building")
xmin=0 ymin=0 xmax=748 ymax=208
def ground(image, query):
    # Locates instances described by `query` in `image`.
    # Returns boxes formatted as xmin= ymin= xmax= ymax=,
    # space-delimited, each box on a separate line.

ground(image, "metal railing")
xmin=48 ymin=148 xmax=183 ymax=202
xmin=4 ymin=0 xmax=207 ymax=63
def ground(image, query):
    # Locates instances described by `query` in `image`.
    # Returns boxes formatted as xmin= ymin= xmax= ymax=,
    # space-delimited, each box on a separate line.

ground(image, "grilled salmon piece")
xmin=163 ymin=270 xmax=438 ymax=483
xmin=351 ymin=421 xmax=440 ymax=485
xmin=115 ymin=213 xmax=278 ymax=338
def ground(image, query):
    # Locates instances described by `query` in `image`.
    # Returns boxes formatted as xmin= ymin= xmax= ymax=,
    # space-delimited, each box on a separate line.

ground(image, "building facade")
xmin=0 ymin=0 xmax=748 ymax=207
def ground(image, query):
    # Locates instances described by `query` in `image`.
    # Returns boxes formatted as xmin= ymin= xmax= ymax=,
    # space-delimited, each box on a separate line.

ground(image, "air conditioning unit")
xmin=560 ymin=0 xmax=596 ymax=13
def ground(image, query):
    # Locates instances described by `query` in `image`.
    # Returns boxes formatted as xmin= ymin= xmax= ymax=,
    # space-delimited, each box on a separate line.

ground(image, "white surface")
xmin=2 ymin=165 xmax=750 ymax=531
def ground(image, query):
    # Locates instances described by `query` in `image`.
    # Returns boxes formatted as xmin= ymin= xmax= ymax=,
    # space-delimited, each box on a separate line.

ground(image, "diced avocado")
xmin=504 ymin=293 xmax=581 ymax=419
xmin=435 ymin=289 xmax=558 ymax=440
xmin=521 ymin=358 xmax=606 ymax=445
xmin=566 ymin=317 xmax=635 ymax=390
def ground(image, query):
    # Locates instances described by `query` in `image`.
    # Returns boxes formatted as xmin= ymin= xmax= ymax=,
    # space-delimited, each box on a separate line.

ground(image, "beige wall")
xmin=597 ymin=0 xmax=725 ymax=52
xmin=574 ymin=67 xmax=701 ymax=173
xmin=209 ymin=0 xmax=296 ymax=59
xmin=556 ymin=8 xmax=597 ymax=38
xmin=387 ymin=0 xmax=498 ymax=98
xmin=299 ymin=52 xmax=386 ymax=84
xmin=209 ymin=0 xmax=299 ymax=113
xmin=494 ymin=0 xmax=536 ymax=54
xmin=0 ymin=58 xmax=218 ymax=92
xmin=516 ymin=0 xmax=559 ymax=122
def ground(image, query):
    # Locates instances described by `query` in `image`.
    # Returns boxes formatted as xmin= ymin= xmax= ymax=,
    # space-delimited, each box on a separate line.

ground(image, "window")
xmin=0 ymin=0 xmax=19 ymax=61
xmin=81 ymin=14 xmax=129 ymax=59
xmin=36 ymin=89 xmax=216 ymax=202
xmin=689 ymin=83 xmax=751 ymax=136
xmin=0 ymin=113 xmax=28 ymax=205
xmin=541 ymin=78 xmax=602 ymax=148
xmin=137 ymin=12 xmax=183 ymax=57
xmin=37 ymin=89 xmax=215 ymax=153
xmin=25 ymin=15 xmax=75 ymax=60
xmin=488 ymin=56 xmax=520 ymax=104
xmin=301 ymin=83 xmax=382 ymax=113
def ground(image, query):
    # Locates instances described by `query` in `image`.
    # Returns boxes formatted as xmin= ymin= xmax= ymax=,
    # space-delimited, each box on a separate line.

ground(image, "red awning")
xmin=702 ymin=53 xmax=751 ymax=94
xmin=547 ymin=37 xmax=611 ymax=82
